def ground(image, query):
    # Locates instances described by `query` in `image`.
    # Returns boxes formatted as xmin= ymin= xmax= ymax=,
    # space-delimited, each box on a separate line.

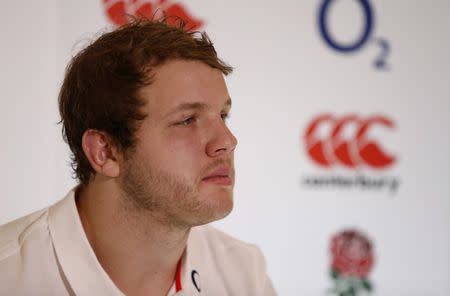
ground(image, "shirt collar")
xmin=48 ymin=189 xmax=200 ymax=296
xmin=171 ymin=241 xmax=202 ymax=296
xmin=48 ymin=190 xmax=124 ymax=295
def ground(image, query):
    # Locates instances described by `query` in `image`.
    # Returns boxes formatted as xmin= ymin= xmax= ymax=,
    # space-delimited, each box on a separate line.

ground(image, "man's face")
xmin=119 ymin=60 xmax=237 ymax=228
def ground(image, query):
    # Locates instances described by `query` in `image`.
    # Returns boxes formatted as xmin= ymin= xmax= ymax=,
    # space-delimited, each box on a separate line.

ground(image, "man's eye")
xmin=178 ymin=117 xmax=195 ymax=126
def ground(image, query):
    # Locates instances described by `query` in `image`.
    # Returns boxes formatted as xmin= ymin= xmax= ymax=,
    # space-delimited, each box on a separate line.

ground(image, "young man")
xmin=0 ymin=20 xmax=276 ymax=295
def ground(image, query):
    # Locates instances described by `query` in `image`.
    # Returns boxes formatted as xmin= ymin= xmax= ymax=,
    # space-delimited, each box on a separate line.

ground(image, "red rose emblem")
xmin=330 ymin=230 xmax=374 ymax=278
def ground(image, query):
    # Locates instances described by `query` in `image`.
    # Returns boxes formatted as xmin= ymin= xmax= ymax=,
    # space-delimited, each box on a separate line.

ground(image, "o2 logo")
xmin=318 ymin=0 xmax=390 ymax=70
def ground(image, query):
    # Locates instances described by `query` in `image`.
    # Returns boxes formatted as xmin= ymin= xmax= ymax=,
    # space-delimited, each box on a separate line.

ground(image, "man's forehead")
xmin=138 ymin=60 xmax=230 ymax=115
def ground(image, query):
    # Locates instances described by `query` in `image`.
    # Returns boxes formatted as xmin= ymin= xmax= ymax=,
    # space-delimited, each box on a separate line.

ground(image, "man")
xmin=0 ymin=19 xmax=276 ymax=295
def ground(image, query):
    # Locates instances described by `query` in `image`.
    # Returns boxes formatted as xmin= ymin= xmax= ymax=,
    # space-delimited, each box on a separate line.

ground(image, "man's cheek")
xmin=162 ymin=139 xmax=199 ymax=162
xmin=166 ymin=134 xmax=203 ymax=154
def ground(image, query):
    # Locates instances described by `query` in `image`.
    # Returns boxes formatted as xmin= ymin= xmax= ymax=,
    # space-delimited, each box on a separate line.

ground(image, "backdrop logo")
xmin=305 ymin=114 xmax=396 ymax=169
xmin=301 ymin=114 xmax=400 ymax=193
xmin=328 ymin=229 xmax=375 ymax=296
xmin=102 ymin=0 xmax=204 ymax=30
xmin=318 ymin=0 xmax=391 ymax=70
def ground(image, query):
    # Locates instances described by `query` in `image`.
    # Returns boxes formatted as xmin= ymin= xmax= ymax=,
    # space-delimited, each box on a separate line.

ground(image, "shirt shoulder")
xmin=0 ymin=208 xmax=70 ymax=295
xmin=0 ymin=208 xmax=49 ymax=261
xmin=0 ymin=198 xmax=78 ymax=296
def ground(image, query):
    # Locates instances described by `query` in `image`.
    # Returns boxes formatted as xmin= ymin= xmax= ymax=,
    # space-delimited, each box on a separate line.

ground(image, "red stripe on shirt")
xmin=175 ymin=257 xmax=182 ymax=292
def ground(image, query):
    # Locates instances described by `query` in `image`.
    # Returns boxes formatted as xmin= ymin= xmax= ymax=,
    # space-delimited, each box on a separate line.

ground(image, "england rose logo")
xmin=328 ymin=229 xmax=375 ymax=296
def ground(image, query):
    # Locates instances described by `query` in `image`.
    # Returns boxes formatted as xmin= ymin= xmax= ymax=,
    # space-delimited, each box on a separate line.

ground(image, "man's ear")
xmin=81 ymin=130 xmax=121 ymax=178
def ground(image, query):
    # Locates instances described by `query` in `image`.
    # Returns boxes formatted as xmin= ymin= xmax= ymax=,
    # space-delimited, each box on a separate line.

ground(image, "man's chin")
xmin=210 ymin=196 xmax=234 ymax=221
xmin=190 ymin=190 xmax=234 ymax=226
xmin=191 ymin=204 xmax=233 ymax=227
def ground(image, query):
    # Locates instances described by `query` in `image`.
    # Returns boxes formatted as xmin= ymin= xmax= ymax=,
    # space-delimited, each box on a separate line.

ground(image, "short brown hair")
xmin=58 ymin=19 xmax=233 ymax=185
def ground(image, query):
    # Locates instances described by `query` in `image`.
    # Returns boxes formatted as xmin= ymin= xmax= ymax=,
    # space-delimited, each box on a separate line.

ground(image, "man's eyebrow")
xmin=165 ymin=98 xmax=232 ymax=118
xmin=164 ymin=102 xmax=207 ymax=118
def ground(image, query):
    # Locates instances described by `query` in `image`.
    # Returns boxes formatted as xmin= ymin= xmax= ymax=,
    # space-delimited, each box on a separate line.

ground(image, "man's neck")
xmin=75 ymin=178 xmax=190 ymax=296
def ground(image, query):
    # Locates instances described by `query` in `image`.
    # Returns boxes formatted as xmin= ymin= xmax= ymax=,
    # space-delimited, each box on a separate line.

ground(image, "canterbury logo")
xmin=304 ymin=114 xmax=396 ymax=169
xmin=102 ymin=0 xmax=204 ymax=30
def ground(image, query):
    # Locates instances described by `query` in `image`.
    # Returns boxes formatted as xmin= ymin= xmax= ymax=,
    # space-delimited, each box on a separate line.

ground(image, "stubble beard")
xmin=119 ymin=155 xmax=233 ymax=229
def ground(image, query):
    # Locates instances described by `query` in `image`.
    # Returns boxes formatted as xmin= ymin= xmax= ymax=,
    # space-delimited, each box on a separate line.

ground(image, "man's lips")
xmin=202 ymin=167 xmax=233 ymax=185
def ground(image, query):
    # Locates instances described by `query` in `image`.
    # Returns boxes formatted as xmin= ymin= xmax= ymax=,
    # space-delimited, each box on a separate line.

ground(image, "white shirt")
xmin=0 ymin=190 xmax=276 ymax=295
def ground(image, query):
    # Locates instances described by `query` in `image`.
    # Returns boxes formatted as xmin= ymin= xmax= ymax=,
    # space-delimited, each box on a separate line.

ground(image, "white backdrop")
xmin=1 ymin=1 xmax=449 ymax=295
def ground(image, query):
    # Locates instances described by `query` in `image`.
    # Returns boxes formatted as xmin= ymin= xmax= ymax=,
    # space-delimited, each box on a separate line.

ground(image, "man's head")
xmin=59 ymin=19 xmax=237 ymax=226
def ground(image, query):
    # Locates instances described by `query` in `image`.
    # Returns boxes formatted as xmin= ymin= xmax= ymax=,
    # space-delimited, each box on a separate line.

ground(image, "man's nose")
xmin=205 ymin=120 xmax=238 ymax=157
